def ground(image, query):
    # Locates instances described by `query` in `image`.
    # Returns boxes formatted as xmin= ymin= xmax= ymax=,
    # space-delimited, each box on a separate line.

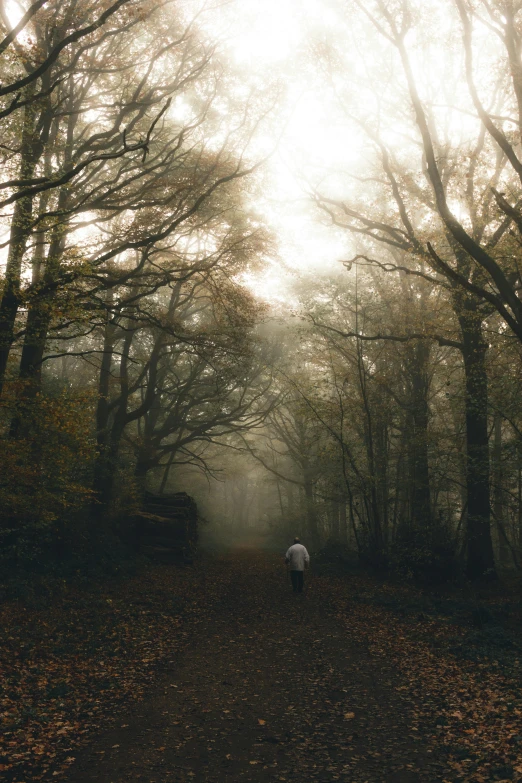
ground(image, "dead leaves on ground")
xmin=316 ymin=574 xmax=522 ymax=783
xmin=2 ymin=554 xmax=522 ymax=782
xmin=0 ymin=563 xmax=218 ymax=782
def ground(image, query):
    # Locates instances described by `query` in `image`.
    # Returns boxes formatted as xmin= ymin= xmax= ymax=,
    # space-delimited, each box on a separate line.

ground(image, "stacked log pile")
xmin=135 ymin=492 xmax=198 ymax=563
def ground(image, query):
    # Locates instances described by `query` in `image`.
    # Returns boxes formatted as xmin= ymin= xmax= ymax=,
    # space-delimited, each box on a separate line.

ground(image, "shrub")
xmin=390 ymin=524 xmax=458 ymax=585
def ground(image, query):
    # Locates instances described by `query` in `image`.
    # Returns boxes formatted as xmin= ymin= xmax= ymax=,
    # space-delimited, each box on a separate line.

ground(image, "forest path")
xmin=64 ymin=550 xmax=444 ymax=783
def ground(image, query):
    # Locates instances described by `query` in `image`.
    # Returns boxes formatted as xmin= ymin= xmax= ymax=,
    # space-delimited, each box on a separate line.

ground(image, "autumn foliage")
xmin=0 ymin=387 xmax=95 ymax=565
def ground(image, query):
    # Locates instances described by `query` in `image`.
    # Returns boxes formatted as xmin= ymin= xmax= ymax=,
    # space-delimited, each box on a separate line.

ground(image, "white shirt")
xmin=285 ymin=543 xmax=310 ymax=571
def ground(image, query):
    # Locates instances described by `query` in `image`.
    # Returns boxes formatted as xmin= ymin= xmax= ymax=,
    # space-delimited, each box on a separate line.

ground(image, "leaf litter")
xmin=1 ymin=551 xmax=522 ymax=782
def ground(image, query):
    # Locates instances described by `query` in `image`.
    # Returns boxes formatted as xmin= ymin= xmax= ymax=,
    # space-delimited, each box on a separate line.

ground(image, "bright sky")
xmin=196 ymin=0 xmax=502 ymax=303
xmin=198 ymin=0 xmax=362 ymax=301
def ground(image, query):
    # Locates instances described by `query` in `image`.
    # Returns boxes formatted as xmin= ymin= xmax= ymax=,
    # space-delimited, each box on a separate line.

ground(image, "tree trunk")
xmin=159 ymin=452 xmax=175 ymax=494
xmin=356 ymin=339 xmax=384 ymax=563
xmin=275 ymin=478 xmax=285 ymax=520
xmin=459 ymin=310 xmax=496 ymax=580
xmin=134 ymin=444 xmax=159 ymax=494
xmin=339 ymin=497 xmax=348 ymax=546
xmin=518 ymin=444 xmax=522 ymax=552
xmin=135 ymin=456 xmax=151 ymax=481
xmin=328 ymin=496 xmax=341 ymax=542
xmin=17 ymin=188 xmax=69 ymax=391
xmin=0 ymin=93 xmax=39 ymax=392
xmin=374 ymin=414 xmax=390 ymax=545
xmin=286 ymin=482 xmax=296 ymax=517
xmin=405 ymin=341 xmax=432 ymax=531
xmin=303 ymin=468 xmax=319 ymax=546
xmin=92 ymin=315 xmax=118 ymax=518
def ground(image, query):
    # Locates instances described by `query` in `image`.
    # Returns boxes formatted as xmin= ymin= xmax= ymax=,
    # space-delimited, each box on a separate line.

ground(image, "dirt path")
xmin=62 ymin=551 xmax=445 ymax=783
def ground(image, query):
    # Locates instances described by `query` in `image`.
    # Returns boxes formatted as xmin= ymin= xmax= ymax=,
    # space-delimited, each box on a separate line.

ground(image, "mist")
xmin=5 ymin=2 xmax=522 ymax=781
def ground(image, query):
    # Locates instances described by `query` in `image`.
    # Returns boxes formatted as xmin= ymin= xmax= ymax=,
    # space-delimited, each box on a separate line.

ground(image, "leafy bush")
xmin=0 ymin=388 xmax=95 ymax=567
xmin=389 ymin=524 xmax=459 ymax=585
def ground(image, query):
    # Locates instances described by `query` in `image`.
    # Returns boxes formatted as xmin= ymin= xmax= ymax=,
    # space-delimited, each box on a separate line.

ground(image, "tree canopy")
xmin=2 ymin=0 xmax=522 ymax=583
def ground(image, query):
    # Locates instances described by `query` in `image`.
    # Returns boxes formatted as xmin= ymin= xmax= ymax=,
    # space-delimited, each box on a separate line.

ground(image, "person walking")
xmin=285 ymin=537 xmax=310 ymax=593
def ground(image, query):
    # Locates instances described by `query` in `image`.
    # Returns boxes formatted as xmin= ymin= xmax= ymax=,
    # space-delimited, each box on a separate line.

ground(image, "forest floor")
xmin=2 ymin=549 xmax=522 ymax=783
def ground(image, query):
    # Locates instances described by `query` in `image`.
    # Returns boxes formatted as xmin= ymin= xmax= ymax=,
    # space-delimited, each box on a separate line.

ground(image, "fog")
xmin=6 ymin=8 xmax=522 ymax=782
xmin=1 ymin=0 xmax=522 ymax=582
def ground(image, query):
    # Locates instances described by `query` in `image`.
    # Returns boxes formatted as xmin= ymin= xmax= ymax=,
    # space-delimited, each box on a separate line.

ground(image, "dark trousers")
xmin=290 ymin=570 xmax=304 ymax=592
